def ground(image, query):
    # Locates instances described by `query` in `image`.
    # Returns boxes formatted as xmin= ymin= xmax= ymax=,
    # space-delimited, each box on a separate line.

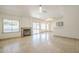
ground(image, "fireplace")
xmin=21 ymin=27 xmax=31 ymax=37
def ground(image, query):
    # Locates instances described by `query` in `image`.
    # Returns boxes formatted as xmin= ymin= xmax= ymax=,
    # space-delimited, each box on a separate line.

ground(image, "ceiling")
xmin=0 ymin=5 xmax=64 ymax=20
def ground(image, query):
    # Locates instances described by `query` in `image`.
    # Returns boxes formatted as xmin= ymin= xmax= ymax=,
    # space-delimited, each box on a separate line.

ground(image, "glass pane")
xmin=36 ymin=23 xmax=40 ymax=29
xmin=32 ymin=22 xmax=40 ymax=34
xmin=41 ymin=23 xmax=46 ymax=30
xmin=47 ymin=24 xmax=49 ymax=30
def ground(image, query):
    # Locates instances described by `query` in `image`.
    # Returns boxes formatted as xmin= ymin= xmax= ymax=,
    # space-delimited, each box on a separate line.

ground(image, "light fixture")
xmin=39 ymin=5 xmax=42 ymax=12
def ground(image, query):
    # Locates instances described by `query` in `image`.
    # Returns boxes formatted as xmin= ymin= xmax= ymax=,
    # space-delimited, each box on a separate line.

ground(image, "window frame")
xmin=2 ymin=19 xmax=20 ymax=33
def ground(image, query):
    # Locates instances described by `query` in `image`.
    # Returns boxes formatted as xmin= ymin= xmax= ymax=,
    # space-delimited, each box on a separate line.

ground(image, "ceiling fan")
xmin=39 ymin=5 xmax=47 ymax=13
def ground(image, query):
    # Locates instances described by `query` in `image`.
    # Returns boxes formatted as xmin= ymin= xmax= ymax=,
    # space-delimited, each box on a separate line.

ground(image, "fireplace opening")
xmin=21 ymin=27 xmax=31 ymax=37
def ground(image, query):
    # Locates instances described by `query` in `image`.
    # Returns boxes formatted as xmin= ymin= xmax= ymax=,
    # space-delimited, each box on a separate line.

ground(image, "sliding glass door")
xmin=32 ymin=22 xmax=49 ymax=34
xmin=32 ymin=23 xmax=40 ymax=34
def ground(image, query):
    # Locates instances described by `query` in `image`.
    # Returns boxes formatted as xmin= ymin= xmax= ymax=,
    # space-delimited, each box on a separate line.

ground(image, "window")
xmin=46 ymin=24 xmax=49 ymax=30
xmin=32 ymin=22 xmax=49 ymax=34
xmin=41 ymin=23 xmax=46 ymax=30
xmin=41 ymin=23 xmax=49 ymax=31
xmin=3 ymin=19 xmax=20 ymax=33
xmin=32 ymin=23 xmax=40 ymax=34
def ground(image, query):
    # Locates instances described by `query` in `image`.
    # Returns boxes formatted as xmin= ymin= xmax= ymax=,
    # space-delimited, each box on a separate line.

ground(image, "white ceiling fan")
xmin=39 ymin=5 xmax=47 ymax=13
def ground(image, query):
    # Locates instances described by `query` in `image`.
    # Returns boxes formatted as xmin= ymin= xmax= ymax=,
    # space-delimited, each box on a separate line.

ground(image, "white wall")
xmin=51 ymin=6 xmax=79 ymax=39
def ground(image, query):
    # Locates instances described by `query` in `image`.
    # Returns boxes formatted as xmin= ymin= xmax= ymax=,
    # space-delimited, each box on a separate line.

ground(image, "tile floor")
xmin=0 ymin=32 xmax=78 ymax=53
